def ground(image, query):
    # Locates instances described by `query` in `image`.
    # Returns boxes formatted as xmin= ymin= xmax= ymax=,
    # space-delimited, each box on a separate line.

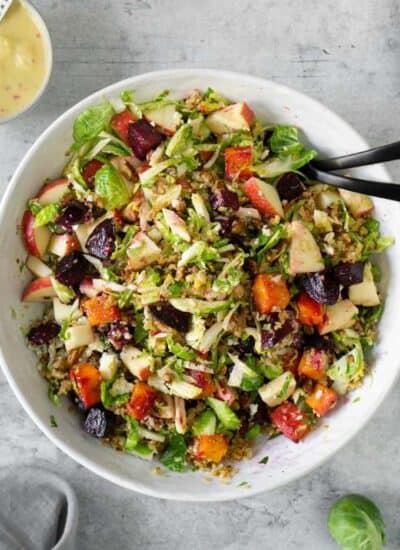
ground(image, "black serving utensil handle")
xmin=304 ymin=164 xmax=400 ymax=202
xmin=311 ymin=140 xmax=400 ymax=171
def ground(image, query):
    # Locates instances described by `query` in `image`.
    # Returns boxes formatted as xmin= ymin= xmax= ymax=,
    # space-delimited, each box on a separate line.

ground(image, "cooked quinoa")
xmin=21 ymin=87 xmax=393 ymax=474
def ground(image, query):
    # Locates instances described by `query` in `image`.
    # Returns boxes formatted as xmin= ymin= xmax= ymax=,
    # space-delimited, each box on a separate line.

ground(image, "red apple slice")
xmin=244 ymin=177 xmax=284 ymax=218
xmin=26 ymin=256 xmax=53 ymax=278
xmin=318 ymin=300 xmax=359 ymax=335
xmin=144 ymin=104 xmax=181 ymax=135
xmin=21 ymin=276 xmax=57 ymax=302
xmin=79 ymin=277 xmax=98 ymax=298
xmin=22 ymin=210 xmax=51 ymax=258
xmin=206 ymin=102 xmax=254 ymax=135
xmin=288 ymin=220 xmax=324 ymax=276
xmin=37 ymin=178 xmax=70 ymax=205
xmin=127 ymin=232 xmax=161 ymax=271
xmin=48 ymin=234 xmax=80 ymax=257
xmin=339 ymin=189 xmax=373 ymax=218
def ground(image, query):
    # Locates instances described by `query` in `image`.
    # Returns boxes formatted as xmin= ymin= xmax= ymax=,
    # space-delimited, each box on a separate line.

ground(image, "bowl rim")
xmin=0 ymin=68 xmax=396 ymax=501
xmin=0 ymin=0 xmax=53 ymax=125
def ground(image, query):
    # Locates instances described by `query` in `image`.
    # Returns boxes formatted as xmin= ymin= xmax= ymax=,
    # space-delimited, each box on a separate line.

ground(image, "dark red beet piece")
xmin=83 ymin=407 xmax=109 ymax=438
xmin=127 ymin=119 xmax=164 ymax=160
xmin=276 ymin=173 xmax=305 ymax=201
xmin=215 ymin=217 xmax=233 ymax=238
xmin=333 ymin=262 xmax=364 ymax=286
xmin=107 ymin=321 xmax=133 ymax=350
xmin=149 ymin=302 xmax=191 ymax=333
xmin=28 ymin=322 xmax=60 ymax=346
xmin=86 ymin=219 xmax=116 ymax=260
xmin=261 ymin=329 xmax=276 ymax=349
xmin=302 ymin=271 xmax=340 ymax=305
xmin=261 ymin=319 xmax=300 ymax=350
xmin=55 ymin=251 xmax=97 ymax=289
xmin=303 ymin=333 xmax=335 ymax=351
xmin=56 ymin=200 xmax=88 ymax=232
xmin=234 ymin=335 xmax=255 ymax=357
xmin=210 ymin=188 xmax=239 ymax=211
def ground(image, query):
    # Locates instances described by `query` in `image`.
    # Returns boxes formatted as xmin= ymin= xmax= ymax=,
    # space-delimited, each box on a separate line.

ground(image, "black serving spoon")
xmin=304 ymin=141 xmax=400 ymax=201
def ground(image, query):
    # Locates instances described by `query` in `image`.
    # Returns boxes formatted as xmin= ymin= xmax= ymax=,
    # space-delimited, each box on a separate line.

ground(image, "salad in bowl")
xmin=20 ymin=86 xmax=392 ymax=476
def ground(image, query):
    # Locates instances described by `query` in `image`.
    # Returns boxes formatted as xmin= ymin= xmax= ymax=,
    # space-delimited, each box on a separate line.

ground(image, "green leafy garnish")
xmin=101 ymin=380 xmax=130 ymax=408
xmin=33 ymin=204 xmax=60 ymax=227
xmin=48 ymin=383 xmax=61 ymax=407
xmin=73 ymin=102 xmax=113 ymax=147
xmin=160 ymin=433 xmax=187 ymax=472
xmin=207 ymin=397 xmax=240 ymax=430
xmin=94 ymin=164 xmax=131 ymax=210
xmin=245 ymin=424 xmax=261 ymax=440
xmin=50 ymin=415 xmax=58 ymax=428
xmin=167 ymin=336 xmax=196 ymax=360
xmin=259 ymin=455 xmax=269 ymax=465
xmin=134 ymin=311 xmax=148 ymax=345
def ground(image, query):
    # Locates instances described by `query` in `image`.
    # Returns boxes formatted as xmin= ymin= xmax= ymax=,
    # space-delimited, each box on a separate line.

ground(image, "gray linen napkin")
xmin=0 ymin=467 xmax=78 ymax=550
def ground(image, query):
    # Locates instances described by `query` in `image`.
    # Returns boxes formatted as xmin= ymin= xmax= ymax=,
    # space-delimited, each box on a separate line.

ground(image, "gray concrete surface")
xmin=1 ymin=1 xmax=400 ymax=548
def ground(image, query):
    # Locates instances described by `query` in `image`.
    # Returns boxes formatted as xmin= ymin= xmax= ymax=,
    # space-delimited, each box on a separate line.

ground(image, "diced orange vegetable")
xmin=270 ymin=402 xmax=310 ymax=442
xmin=111 ymin=110 xmax=136 ymax=142
xmin=297 ymin=292 xmax=325 ymax=325
xmin=70 ymin=363 xmax=102 ymax=408
xmin=82 ymin=294 xmax=121 ymax=327
xmin=193 ymin=434 xmax=228 ymax=463
xmin=224 ymin=146 xmax=253 ymax=181
xmin=190 ymin=370 xmax=216 ymax=398
xmin=298 ymin=349 xmax=328 ymax=381
xmin=127 ymin=382 xmax=157 ymax=420
xmin=306 ymin=383 xmax=338 ymax=416
xmin=252 ymin=273 xmax=290 ymax=314
xmin=82 ymin=159 xmax=104 ymax=187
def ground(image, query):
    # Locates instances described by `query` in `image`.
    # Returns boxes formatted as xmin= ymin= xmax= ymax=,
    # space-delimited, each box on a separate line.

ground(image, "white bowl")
xmin=0 ymin=0 xmax=53 ymax=124
xmin=0 ymin=69 xmax=399 ymax=501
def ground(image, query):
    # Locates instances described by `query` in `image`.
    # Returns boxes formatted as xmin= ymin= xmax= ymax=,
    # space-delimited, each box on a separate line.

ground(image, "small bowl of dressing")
xmin=0 ymin=0 xmax=53 ymax=123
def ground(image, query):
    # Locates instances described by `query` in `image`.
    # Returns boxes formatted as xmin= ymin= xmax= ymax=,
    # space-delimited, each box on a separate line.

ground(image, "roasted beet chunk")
xmin=333 ymin=262 xmax=364 ymax=287
xmin=28 ymin=322 xmax=60 ymax=346
xmin=86 ymin=219 xmax=116 ymax=260
xmin=234 ymin=335 xmax=255 ymax=356
xmin=261 ymin=329 xmax=276 ymax=349
xmin=302 ymin=271 xmax=339 ymax=305
xmin=83 ymin=407 xmax=110 ymax=438
xmin=149 ymin=302 xmax=191 ymax=333
xmin=210 ymin=188 xmax=239 ymax=211
xmin=127 ymin=119 xmax=164 ymax=160
xmin=261 ymin=318 xmax=301 ymax=350
xmin=56 ymin=200 xmax=88 ymax=232
xmin=276 ymin=173 xmax=305 ymax=201
xmin=303 ymin=333 xmax=335 ymax=351
xmin=216 ymin=217 xmax=233 ymax=238
xmin=55 ymin=251 xmax=97 ymax=289
xmin=107 ymin=321 xmax=133 ymax=350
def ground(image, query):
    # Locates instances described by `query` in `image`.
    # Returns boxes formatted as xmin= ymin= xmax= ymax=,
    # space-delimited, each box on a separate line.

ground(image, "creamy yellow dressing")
xmin=0 ymin=0 xmax=47 ymax=119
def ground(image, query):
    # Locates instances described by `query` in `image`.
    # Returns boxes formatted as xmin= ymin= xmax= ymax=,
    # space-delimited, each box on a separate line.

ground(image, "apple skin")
xmin=37 ymin=178 xmax=70 ymax=205
xmin=21 ymin=276 xmax=56 ymax=302
xmin=244 ymin=177 xmax=284 ymax=218
xmin=22 ymin=210 xmax=51 ymax=258
xmin=206 ymin=102 xmax=254 ymax=135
